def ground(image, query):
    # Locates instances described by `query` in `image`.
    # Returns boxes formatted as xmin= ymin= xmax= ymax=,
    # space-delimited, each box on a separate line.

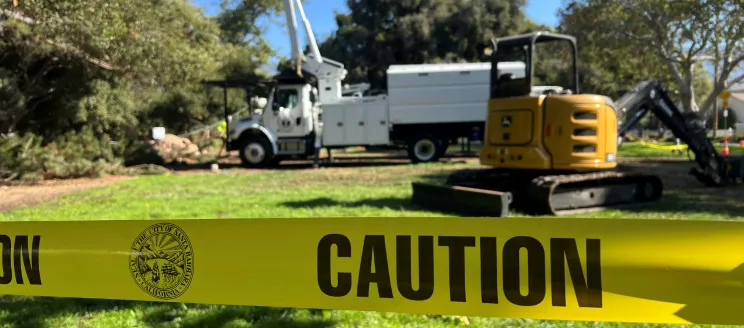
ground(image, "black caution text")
xmin=317 ymin=234 xmax=601 ymax=308
xmin=0 ymin=235 xmax=42 ymax=285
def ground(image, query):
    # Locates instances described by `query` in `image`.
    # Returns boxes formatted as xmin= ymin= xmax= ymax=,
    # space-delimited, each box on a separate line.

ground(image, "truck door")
xmin=272 ymin=87 xmax=303 ymax=137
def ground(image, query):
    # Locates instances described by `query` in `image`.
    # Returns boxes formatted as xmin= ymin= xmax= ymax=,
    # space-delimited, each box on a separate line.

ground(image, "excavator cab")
xmin=481 ymin=31 xmax=619 ymax=172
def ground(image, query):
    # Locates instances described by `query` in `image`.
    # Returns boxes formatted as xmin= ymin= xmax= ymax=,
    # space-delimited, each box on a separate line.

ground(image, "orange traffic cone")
xmin=722 ymin=139 xmax=730 ymax=156
xmin=740 ymin=139 xmax=744 ymax=147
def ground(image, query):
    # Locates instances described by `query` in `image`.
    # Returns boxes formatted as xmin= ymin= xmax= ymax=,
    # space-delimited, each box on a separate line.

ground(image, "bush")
xmin=0 ymin=128 xmax=168 ymax=183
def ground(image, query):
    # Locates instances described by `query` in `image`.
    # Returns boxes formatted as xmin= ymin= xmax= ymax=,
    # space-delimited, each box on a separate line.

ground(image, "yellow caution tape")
xmin=4 ymin=217 xmax=744 ymax=325
xmin=638 ymin=140 xmax=688 ymax=150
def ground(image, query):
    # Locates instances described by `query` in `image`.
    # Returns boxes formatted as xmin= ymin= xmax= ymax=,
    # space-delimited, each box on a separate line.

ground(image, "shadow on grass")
xmin=619 ymin=188 xmax=744 ymax=217
xmin=143 ymin=304 xmax=334 ymax=328
xmin=282 ymin=197 xmax=418 ymax=212
xmin=0 ymin=296 xmax=335 ymax=328
xmin=0 ymin=296 xmax=139 ymax=328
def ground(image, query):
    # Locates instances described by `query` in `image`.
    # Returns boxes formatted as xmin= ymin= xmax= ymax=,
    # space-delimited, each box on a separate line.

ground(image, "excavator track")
xmin=526 ymin=171 xmax=663 ymax=216
xmin=410 ymin=169 xmax=663 ymax=217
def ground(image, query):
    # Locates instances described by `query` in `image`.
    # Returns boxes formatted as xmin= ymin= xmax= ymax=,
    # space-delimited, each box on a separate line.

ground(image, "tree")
xmin=214 ymin=0 xmax=283 ymax=75
xmin=1 ymin=0 xmax=284 ymax=180
xmin=556 ymin=1 xmax=678 ymax=100
xmin=1 ymin=0 xmax=282 ymax=139
xmin=1 ymin=0 xmax=224 ymax=137
xmin=699 ymin=0 xmax=744 ymax=117
xmin=12 ymin=0 xmax=226 ymax=86
xmin=556 ymin=0 xmax=743 ymax=115
xmin=215 ymin=0 xmax=282 ymax=45
xmin=316 ymin=0 xmax=533 ymax=90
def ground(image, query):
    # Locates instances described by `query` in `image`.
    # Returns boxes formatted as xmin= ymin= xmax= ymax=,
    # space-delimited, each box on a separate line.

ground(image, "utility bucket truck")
xmin=216 ymin=0 xmax=563 ymax=168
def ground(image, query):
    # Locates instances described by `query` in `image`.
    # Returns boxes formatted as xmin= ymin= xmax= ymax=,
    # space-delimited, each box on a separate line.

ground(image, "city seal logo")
xmin=129 ymin=223 xmax=194 ymax=300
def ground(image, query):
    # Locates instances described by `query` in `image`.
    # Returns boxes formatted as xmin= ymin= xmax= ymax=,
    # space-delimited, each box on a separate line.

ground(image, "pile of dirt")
xmin=148 ymin=134 xmax=201 ymax=163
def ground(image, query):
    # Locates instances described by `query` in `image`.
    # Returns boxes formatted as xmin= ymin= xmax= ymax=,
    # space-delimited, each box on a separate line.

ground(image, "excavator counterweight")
xmin=411 ymin=181 xmax=512 ymax=217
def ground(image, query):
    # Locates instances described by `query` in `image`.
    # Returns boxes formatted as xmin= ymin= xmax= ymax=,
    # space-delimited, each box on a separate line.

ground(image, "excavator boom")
xmin=617 ymin=80 xmax=744 ymax=186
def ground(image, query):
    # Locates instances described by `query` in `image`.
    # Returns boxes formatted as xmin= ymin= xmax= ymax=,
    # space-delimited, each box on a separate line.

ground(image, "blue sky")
xmin=191 ymin=0 xmax=562 ymax=67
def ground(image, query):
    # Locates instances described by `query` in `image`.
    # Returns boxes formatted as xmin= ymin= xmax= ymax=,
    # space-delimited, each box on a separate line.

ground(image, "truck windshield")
xmin=275 ymin=89 xmax=299 ymax=109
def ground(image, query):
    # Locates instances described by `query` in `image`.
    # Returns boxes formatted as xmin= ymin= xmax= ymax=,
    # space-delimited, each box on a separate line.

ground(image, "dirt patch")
xmin=166 ymin=150 xmax=478 ymax=176
xmin=0 ymin=176 xmax=130 ymax=212
xmin=618 ymin=158 xmax=744 ymax=194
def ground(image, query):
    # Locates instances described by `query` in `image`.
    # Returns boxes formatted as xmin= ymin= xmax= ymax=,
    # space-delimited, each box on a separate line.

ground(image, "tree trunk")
xmin=678 ymin=87 xmax=697 ymax=112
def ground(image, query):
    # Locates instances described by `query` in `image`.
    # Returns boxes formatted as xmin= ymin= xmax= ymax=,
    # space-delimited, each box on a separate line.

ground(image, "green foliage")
xmin=556 ymin=0 xmax=741 ymax=114
xmin=140 ymin=85 xmax=249 ymax=136
xmin=316 ymin=0 xmax=533 ymax=90
xmin=0 ymin=0 xmax=280 ymax=181
xmin=693 ymin=62 xmax=714 ymax=107
xmin=0 ymin=128 xmax=126 ymax=182
xmin=15 ymin=0 xmax=224 ymax=87
xmin=216 ymin=0 xmax=282 ymax=47
xmin=555 ymin=0 xmax=676 ymax=100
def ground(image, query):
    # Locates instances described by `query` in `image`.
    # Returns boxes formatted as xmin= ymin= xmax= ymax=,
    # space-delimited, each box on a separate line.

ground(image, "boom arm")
xmin=282 ymin=0 xmax=303 ymax=70
xmin=282 ymin=0 xmax=347 ymax=80
xmin=616 ymin=80 xmax=734 ymax=186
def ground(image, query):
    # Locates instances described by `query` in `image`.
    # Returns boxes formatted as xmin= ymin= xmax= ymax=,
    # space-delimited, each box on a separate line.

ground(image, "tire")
xmin=407 ymin=134 xmax=444 ymax=164
xmin=239 ymin=137 xmax=275 ymax=168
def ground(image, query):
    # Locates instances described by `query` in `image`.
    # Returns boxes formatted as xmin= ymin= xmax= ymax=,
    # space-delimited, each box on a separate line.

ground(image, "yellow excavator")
xmin=410 ymin=31 xmax=744 ymax=217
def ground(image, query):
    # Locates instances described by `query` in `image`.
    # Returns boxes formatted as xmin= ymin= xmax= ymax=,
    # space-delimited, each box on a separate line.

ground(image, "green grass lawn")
xmin=1 ymin=144 xmax=743 ymax=328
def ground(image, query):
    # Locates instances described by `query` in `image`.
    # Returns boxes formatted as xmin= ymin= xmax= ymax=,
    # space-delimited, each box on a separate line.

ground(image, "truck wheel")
xmin=408 ymin=135 xmax=443 ymax=163
xmin=239 ymin=137 xmax=275 ymax=168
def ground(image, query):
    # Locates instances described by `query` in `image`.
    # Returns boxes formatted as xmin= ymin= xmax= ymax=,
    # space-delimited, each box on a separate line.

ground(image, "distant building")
xmin=720 ymin=83 xmax=744 ymax=123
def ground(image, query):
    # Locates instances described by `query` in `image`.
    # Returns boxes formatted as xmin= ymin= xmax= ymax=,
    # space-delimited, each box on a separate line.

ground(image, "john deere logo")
xmin=129 ymin=223 xmax=194 ymax=300
xmin=501 ymin=115 xmax=512 ymax=127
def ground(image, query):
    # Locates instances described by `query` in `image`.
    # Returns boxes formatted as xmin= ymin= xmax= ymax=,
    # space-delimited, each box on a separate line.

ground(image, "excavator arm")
xmin=616 ymin=80 xmax=744 ymax=186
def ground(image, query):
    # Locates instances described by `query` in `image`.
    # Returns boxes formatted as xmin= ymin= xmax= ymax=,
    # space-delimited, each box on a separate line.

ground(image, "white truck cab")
xmin=227 ymin=75 xmax=323 ymax=167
